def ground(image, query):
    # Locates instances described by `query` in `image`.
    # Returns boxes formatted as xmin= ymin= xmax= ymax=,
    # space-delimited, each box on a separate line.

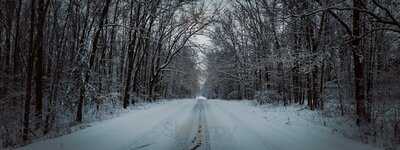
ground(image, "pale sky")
xmin=191 ymin=0 xmax=226 ymax=87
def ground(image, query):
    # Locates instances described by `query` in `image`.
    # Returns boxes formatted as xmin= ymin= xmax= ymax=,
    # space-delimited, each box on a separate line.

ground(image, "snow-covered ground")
xmin=17 ymin=99 xmax=381 ymax=150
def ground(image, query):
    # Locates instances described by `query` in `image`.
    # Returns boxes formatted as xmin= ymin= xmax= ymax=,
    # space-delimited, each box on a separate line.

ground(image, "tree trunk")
xmin=352 ymin=0 xmax=368 ymax=124
xmin=76 ymin=0 xmax=111 ymax=122
xmin=34 ymin=0 xmax=50 ymax=130
xmin=13 ymin=0 xmax=22 ymax=74
xmin=76 ymin=0 xmax=93 ymax=123
xmin=122 ymin=2 xmax=142 ymax=109
xmin=23 ymin=0 xmax=37 ymax=141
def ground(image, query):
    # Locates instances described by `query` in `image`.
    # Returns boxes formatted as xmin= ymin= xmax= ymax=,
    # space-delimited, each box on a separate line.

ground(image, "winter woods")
xmin=203 ymin=0 xmax=400 ymax=144
xmin=1 ymin=0 xmax=400 ymax=148
xmin=0 ymin=0 xmax=210 ymax=146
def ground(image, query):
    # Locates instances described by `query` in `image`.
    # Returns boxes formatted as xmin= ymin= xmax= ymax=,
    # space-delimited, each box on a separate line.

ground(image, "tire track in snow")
xmin=188 ymin=99 xmax=210 ymax=150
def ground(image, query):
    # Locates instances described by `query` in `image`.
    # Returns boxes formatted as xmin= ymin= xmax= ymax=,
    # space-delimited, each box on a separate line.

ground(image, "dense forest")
xmin=0 ymin=0 xmax=211 ymax=147
xmin=1 ymin=0 xmax=400 ymax=149
xmin=203 ymin=0 xmax=400 ymax=146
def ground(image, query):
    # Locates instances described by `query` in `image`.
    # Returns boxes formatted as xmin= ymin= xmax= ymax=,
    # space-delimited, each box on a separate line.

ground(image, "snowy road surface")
xmin=18 ymin=99 xmax=380 ymax=150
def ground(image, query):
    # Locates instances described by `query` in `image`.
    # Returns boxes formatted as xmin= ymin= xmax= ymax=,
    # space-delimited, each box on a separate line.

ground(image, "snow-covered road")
xmin=18 ymin=99 xmax=380 ymax=150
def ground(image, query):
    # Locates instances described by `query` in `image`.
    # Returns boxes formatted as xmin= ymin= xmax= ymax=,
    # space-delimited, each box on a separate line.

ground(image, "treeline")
xmin=0 ymin=0 xmax=209 ymax=147
xmin=204 ymin=0 xmax=400 ymax=136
